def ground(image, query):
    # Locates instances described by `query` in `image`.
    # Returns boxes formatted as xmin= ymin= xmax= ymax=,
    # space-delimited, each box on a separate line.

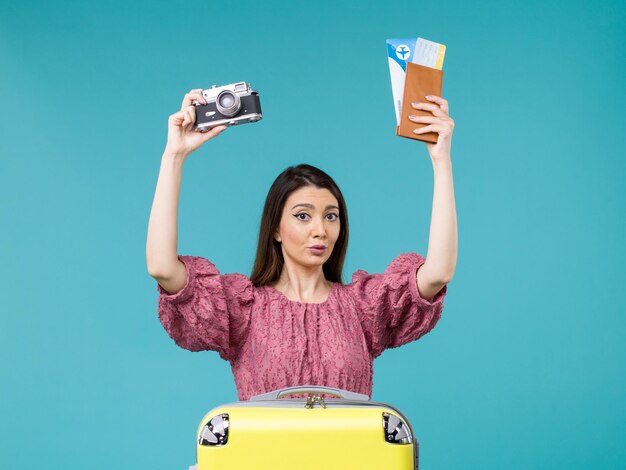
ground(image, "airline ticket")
xmin=386 ymin=37 xmax=446 ymax=125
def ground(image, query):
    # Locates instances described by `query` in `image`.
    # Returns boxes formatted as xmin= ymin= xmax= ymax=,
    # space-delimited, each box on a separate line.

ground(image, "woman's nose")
xmin=311 ymin=217 xmax=326 ymax=237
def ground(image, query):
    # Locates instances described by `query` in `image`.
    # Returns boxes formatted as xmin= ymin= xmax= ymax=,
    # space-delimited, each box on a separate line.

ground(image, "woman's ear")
xmin=274 ymin=230 xmax=281 ymax=243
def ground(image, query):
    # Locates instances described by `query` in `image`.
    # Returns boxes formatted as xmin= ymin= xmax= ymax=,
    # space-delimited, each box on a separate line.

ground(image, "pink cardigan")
xmin=156 ymin=252 xmax=447 ymax=401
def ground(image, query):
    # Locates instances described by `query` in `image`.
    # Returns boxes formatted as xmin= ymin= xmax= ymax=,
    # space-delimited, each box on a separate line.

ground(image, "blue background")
xmin=1 ymin=0 xmax=625 ymax=468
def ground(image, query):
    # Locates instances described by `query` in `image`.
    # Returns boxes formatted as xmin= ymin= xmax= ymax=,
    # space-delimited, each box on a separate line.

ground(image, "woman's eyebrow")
xmin=291 ymin=203 xmax=339 ymax=210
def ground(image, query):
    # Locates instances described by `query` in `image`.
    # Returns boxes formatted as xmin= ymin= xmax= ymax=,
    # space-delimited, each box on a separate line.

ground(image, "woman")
xmin=146 ymin=88 xmax=457 ymax=401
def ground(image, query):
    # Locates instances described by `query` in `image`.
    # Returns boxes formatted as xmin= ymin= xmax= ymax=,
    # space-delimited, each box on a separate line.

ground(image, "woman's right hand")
xmin=163 ymin=88 xmax=227 ymax=158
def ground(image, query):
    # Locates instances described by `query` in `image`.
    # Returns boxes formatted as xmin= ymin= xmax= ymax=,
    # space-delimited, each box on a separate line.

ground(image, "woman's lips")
xmin=309 ymin=246 xmax=326 ymax=255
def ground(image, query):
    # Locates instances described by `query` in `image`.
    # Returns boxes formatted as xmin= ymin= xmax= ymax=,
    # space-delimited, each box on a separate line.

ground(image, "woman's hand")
xmin=409 ymin=95 xmax=454 ymax=162
xmin=163 ymin=88 xmax=227 ymax=158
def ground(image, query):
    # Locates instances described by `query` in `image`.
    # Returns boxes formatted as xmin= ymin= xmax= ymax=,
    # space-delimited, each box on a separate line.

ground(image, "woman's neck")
xmin=271 ymin=262 xmax=332 ymax=303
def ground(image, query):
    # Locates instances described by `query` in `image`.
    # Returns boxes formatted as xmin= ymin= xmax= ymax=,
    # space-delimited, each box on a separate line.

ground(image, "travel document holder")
xmin=396 ymin=62 xmax=444 ymax=144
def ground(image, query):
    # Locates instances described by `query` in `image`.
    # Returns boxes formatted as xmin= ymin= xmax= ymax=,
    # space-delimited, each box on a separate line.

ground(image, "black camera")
xmin=193 ymin=82 xmax=262 ymax=132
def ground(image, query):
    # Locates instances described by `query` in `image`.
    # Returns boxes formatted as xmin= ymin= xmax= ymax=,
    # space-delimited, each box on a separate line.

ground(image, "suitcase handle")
xmin=249 ymin=385 xmax=371 ymax=401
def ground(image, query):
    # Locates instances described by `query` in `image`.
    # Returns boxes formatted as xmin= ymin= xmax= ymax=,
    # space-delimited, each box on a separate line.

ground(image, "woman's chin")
xmin=300 ymin=255 xmax=328 ymax=267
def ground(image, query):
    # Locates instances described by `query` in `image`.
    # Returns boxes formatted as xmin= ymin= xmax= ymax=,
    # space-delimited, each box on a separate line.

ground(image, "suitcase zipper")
xmin=304 ymin=395 xmax=327 ymax=409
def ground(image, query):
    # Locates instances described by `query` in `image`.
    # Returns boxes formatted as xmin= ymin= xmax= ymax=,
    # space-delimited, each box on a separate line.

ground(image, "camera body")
xmin=194 ymin=82 xmax=262 ymax=132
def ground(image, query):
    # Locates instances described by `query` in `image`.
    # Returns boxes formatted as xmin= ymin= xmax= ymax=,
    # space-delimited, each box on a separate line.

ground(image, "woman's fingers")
xmin=410 ymin=95 xmax=455 ymax=139
xmin=176 ymin=106 xmax=195 ymax=132
xmin=411 ymin=101 xmax=448 ymax=118
xmin=181 ymin=88 xmax=207 ymax=110
xmin=170 ymin=107 xmax=226 ymax=137
xmin=412 ymin=95 xmax=450 ymax=118
xmin=183 ymin=106 xmax=196 ymax=131
xmin=425 ymin=95 xmax=449 ymax=113
xmin=202 ymin=125 xmax=227 ymax=141
xmin=413 ymin=124 xmax=442 ymax=134
xmin=165 ymin=92 xmax=228 ymax=157
xmin=408 ymin=115 xmax=438 ymax=124
xmin=168 ymin=110 xmax=186 ymax=127
xmin=168 ymin=106 xmax=196 ymax=132
xmin=412 ymin=119 xmax=454 ymax=135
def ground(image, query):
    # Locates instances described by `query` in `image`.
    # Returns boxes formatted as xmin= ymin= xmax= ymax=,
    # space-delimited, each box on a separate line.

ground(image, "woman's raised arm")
xmin=409 ymin=95 xmax=458 ymax=297
xmin=146 ymin=88 xmax=227 ymax=293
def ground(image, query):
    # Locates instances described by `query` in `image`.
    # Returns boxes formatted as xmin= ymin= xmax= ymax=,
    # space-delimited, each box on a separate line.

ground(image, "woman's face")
xmin=275 ymin=185 xmax=341 ymax=270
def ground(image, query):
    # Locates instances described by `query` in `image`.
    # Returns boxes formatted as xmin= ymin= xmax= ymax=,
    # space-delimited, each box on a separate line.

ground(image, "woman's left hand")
xmin=409 ymin=95 xmax=454 ymax=162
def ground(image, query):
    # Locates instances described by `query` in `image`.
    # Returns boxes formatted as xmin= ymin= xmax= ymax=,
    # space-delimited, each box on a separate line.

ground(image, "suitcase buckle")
xmin=304 ymin=394 xmax=327 ymax=409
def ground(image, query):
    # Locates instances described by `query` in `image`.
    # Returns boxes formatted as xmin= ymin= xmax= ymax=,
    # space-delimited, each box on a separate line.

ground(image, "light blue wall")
xmin=1 ymin=0 xmax=624 ymax=468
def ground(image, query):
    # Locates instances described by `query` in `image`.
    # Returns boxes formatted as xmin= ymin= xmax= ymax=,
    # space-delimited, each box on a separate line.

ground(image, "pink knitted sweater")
xmin=156 ymin=252 xmax=447 ymax=401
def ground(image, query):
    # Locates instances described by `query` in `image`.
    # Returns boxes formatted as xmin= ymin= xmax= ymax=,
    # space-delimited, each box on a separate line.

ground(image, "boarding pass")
xmin=386 ymin=37 xmax=446 ymax=125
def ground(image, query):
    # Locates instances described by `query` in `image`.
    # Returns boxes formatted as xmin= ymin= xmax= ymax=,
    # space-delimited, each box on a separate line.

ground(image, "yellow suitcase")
xmin=189 ymin=385 xmax=419 ymax=470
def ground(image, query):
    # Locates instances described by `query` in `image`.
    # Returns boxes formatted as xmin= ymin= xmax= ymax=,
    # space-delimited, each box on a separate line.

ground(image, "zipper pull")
xmin=304 ymin=394 xmax=327 ymax=409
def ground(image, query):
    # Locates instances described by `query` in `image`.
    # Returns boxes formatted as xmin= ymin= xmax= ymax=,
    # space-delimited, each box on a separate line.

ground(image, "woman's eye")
xmin=293 ymin=213 xmax=339 ymax=221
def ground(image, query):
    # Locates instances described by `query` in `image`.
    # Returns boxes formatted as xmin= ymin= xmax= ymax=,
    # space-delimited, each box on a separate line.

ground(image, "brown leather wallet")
xmin=396 ymin=62 xmax=444 ymax=144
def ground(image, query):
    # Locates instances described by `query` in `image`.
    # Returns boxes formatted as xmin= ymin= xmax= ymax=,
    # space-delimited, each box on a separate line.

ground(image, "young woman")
xmin=146 ymin=88 xmax=457 ymax=400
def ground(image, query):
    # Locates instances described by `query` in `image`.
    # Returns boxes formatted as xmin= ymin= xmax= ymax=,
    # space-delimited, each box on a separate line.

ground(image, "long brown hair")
xmin=250 ymin=164 xmax=349 ymax=287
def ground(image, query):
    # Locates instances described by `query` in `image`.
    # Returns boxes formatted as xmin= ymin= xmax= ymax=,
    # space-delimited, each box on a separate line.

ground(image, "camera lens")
xmin=219 ymin=94 xmax=234 ymax=107
xmin=216 ymin=91 xmax=241 ymax=117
